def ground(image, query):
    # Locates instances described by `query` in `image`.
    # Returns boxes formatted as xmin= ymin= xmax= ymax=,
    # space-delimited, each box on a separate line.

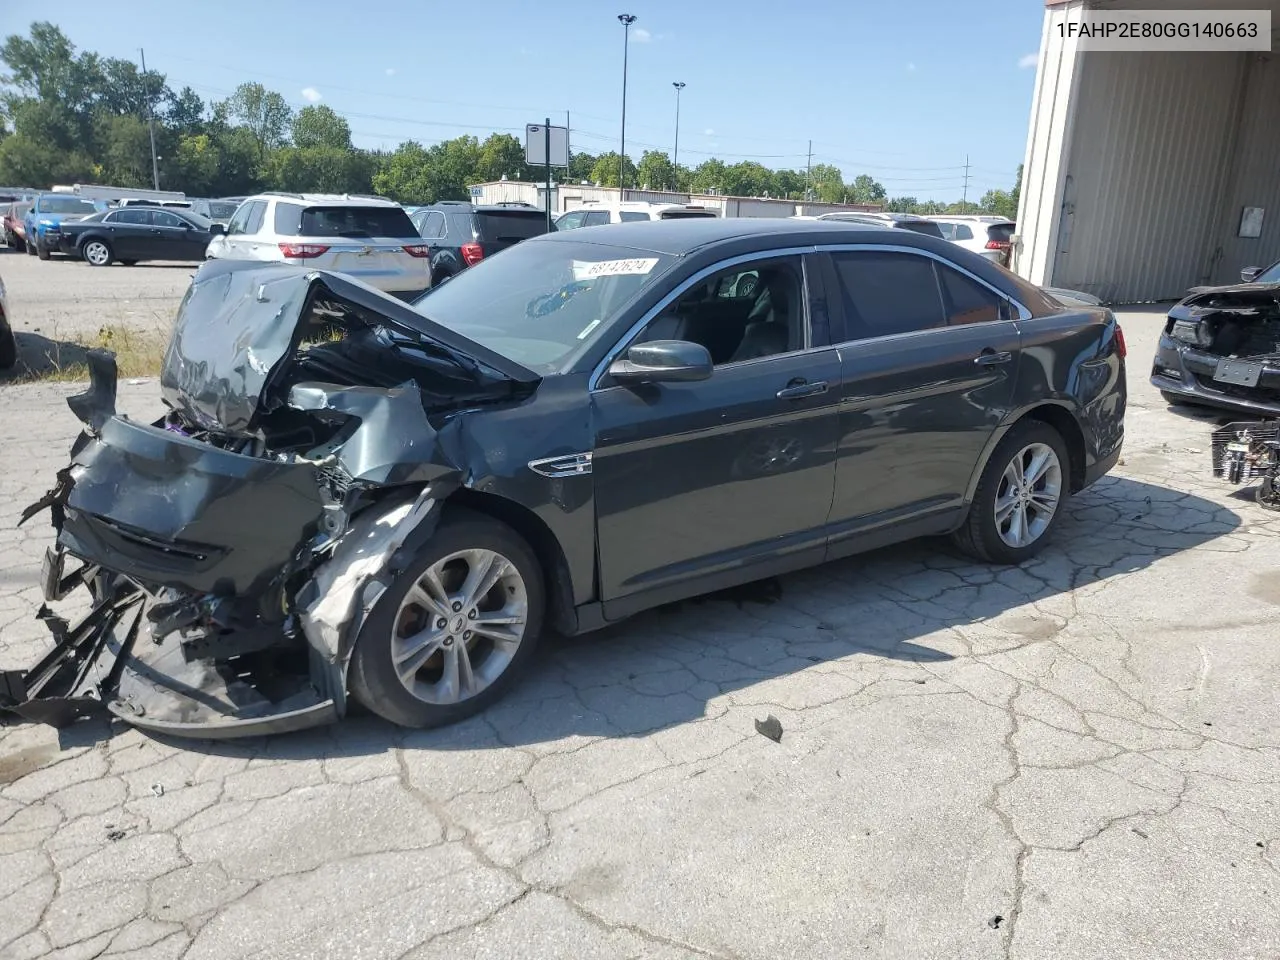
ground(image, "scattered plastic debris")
xmin=151 ymin=783 xmax=165 ymax=797
xmin=1132 ymin=827 xmax=1149 ymax=839
xmin=988 ymin=916 xmax=1004 ymax=929
xmin=106 ymin=829 xmax=126 ymax=842
xmin=754 ymin=714 xmax=783 ymax=743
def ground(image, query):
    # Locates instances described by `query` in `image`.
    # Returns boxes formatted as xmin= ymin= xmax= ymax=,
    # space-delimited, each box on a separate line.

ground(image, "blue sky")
xmin=1 ymin=0 xmax=1045 ymax=201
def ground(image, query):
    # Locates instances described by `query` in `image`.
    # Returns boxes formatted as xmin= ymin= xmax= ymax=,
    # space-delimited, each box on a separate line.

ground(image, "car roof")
xmin=535 ymin=216 xmax=945 ymax=256
xmin=251 ymin=193 xmax=401 ymax=208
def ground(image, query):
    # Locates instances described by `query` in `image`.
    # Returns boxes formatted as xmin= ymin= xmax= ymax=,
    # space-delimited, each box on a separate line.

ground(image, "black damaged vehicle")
xmin=3 ymin=219 xmax=1127 ymax=738
xmin=1152 ymin=259 xmax=1280 ymax=414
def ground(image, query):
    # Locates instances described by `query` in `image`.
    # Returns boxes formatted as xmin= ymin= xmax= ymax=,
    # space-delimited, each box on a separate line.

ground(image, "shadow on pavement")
xmin=0 ymin=332 xmax=90 ymax=382
xmin=92 ymin=471 xmax=1238 ymax=762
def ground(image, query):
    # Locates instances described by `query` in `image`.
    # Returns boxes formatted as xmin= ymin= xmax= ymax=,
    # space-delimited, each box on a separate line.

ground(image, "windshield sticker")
xmin=572 ymin=257 xmax=659 ymax=280
xmin=576 ymin=318 xmax=602 ymax=340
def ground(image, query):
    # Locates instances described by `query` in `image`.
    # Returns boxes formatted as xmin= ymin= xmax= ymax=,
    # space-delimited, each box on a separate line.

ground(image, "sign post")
xmin=525 ymin=122 xmax=569 ymax=232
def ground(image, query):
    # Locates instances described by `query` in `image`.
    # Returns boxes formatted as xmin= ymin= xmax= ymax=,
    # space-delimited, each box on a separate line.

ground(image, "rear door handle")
xmin=974 ymin=351 xmax=1013 ymax=366
xmin=776 ymin=379 xmax=828 ymax=400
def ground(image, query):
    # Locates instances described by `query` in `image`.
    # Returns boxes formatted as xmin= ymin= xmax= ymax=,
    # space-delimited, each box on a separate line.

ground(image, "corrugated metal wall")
xmin=1210 ymin=54 xmax=1280 ymax=284
xmin=1052 ymin=50 xmax=1246 ymax=302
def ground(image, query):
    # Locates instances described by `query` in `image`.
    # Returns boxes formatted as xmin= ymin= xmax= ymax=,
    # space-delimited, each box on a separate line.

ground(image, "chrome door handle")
xmin=974 ymin=351 xmax=1013 ymax=366
xmin=776 ymin=380 xmax=828 ymax=400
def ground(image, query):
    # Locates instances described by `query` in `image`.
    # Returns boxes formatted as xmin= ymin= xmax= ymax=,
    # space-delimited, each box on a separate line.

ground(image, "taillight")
xmin=278 ymin=242 xmax=329 ymax=259
xmin=1114 ymin=323 xmax=1127 ymax=359
xmin=461 ymin=242 xmax=484 ymax=266
xmin=985 ymin=239 xmax=1010 ymax=250
xmin=402 ymin=244 xmax=430 ymax=258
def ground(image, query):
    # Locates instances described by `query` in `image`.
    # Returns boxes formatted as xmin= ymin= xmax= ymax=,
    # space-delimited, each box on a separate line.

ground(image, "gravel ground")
xmin=1 ymin=306 xmax=1279 ymax=959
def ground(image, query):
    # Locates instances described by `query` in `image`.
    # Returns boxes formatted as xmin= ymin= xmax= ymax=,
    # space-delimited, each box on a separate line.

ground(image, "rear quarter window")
xmin=474 ymin=211 xmax=548 ymax=241
xmin=987 ymin=223 xmax=1014 ymax=243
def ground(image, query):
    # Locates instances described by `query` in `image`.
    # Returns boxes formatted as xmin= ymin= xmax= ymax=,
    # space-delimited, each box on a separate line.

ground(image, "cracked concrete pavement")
xmin=2 ymin=295 xmax=1280 ymax=959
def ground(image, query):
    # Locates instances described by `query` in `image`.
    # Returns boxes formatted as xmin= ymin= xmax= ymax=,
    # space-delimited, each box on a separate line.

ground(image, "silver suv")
xmin=205 ymin=193 xmax=431 ymax=295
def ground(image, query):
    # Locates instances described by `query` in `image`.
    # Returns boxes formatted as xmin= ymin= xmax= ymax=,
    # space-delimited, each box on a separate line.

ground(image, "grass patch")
xmin=3 ymin=323 xmax=169 ymax=384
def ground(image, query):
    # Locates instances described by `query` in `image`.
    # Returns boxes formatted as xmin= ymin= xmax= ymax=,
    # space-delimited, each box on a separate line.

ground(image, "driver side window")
xmin=639 ymin=257 xmax=806 ymax=366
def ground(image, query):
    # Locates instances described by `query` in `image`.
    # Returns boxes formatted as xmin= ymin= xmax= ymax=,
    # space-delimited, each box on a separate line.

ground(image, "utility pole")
xmin=566 ymin=110 xmax=571 ymax=178
xmin=672 ymin=82 xmax=685 ymax=180
xmin=139 ymin=48 xmax=160 ymax=190
xmin=617 ymin=14 xmax=637 ymax=199
xmin=961 ymin=154 xmax=971 ymax=209
xmin=804 ymin=140 xmax=813 ymax=202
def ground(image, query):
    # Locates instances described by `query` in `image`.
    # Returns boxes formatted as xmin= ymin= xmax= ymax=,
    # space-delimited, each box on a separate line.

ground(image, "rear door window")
xmin=954 ymin=224 xmax=974 ymax=241
xmin=829 ymin=251 xmax=946 ymax=339
xmin=583 ymin=210 xmax=611 ymax=226
xmin=938 ymin=265 xmax=1005 ymax=325
xmin=298 ymin=205 xmax=418 ymax=238
xmin=474 ymin=211 xmax=547 ymax=241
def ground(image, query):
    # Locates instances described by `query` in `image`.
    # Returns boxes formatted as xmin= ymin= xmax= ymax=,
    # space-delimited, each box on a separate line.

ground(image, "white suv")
xmin=205 ymin=193 xmax=431 ymax=295
xmin=931 ymin=215 xmax=1015 ymax=265
xmin=554 ymin=201 xmax=718 ymax=230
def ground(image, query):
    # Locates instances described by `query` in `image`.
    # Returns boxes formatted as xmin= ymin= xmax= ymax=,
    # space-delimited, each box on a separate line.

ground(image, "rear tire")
xmin=952 ymin=420 xmax=1071 ymax=564
xmin=0 ymin=326 xmax=16 ymax=370
xmin=348 ymin=508 xmax=545 ymax=729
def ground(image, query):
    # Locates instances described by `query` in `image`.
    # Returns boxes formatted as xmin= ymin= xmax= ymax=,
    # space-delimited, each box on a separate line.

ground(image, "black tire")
xmin=81 ymin=239 xmax=113 ymax=267
xmin=0 ymin=326 xmax=15 ymax=370
xmin=952 ymin=420 xmax=1071 ymax=564
xmin=26 ymin=240 xmax=36 ymax=256
xmin=348 ymin=507 xmax=545 ymax=729
xmin=36 ymin=243 xmax=50 ymax=261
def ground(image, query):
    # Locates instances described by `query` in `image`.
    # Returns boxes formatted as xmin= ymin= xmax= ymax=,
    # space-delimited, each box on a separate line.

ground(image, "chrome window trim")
xmin=588 ymin=245 xmax=819 ymax=391
xmin=817 ymin=242 xmax=1032 ymax=327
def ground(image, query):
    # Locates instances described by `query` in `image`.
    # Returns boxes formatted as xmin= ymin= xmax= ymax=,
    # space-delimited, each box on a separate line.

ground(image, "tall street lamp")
xmin=617 ymin=14 xmax=636 ymax=197
xmin=672 ymin=81 xmax=686 ymax=184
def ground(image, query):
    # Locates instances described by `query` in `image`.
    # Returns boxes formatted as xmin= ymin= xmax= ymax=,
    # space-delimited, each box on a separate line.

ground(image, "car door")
xmin=820 ymin=247 xmax=1022 ymax=552
xmin=103 ymin=209 xmax=151 ymax=259
xmin=591 ymin=252 xmax=842 ymax=617
xmin=148 ymin=210 xmax=192 ymax=260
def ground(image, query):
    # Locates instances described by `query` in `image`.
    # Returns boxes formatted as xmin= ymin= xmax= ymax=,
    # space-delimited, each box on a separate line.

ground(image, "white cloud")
xmin=300 ymin=87 xmax=322 ymax=103
xmin=631 ymin=27 xmax=652 ymax=42
xmin=384 ymin=67 xmax=396 ymax=76
xmin=906 ymin=62 xmax=916 ymax=71
xmin=703 ymin=127 xmax=716 ymax=136
xmin=1018 ymin=52 xmax=1038 ymax=69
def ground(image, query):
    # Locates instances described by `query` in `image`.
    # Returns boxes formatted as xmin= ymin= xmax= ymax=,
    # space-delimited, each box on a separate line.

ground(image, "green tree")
xmin=806 ymin=163 xmax=844 ymax=202
xmin=96 ymin=114 xmax=152 ymax=186
xmin=588 ymin=152 xmax=636 ymax=188
xmin=222 ymin=82 xmax=292 ymax=158
xmin=884 ymin=196 xmax=919 ymax=213
xmin=291 ymin=104 xmax=351 ymax=151
xmin=849 ymin=174 xmax=887 ymax=204
xmin=475 ymin=133 xmax=529 ymax=182
xmin=166 ymin=86 xmax=205 ymax=133
xmin=636 ymin=150 xmax=676 ymax=190
xmin=773 ymin=169 xmax=805 ymax=200
xmin=567 ymin=151 xmax=597 ymax=182
xmin=721 ymin=161 xmax=775 ymax=197
xmin=689 ymin=158 xmax=726 ymax=193
xmin=169 ymin=133 xmax=220 ymax=195
xmin=267 ymin=145 xmax=372 ymax=194
xmin=373 ymin=141 xmax=435 ymax=204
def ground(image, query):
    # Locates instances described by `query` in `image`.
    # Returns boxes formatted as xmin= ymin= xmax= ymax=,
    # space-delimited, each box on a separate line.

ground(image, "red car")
xmin=3 ymin=201 xmax=31 ymax=252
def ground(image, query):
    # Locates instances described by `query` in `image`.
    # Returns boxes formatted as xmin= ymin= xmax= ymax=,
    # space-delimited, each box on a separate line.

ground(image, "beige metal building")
xmin=468 ymin=181 xmax=882 ymax=219
xmin=1014 ymin=0 xmax=1280 ymax=302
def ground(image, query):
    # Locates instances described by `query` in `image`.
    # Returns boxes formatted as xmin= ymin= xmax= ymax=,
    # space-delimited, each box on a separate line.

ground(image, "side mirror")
xmin=1241 ymin=265 xmax=1262 ymax=283
xmin=608 ymin=339 xmax=713 ymax=384
xmin=210 ymin=223 xmax=226 ymax=236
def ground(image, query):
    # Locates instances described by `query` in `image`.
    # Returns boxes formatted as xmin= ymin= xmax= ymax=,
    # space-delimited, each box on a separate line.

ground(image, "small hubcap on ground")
xmin=390 ymin=548 xmax=528 ymax=705
xmin=994 ymin=442 xmax=1062 ymax=548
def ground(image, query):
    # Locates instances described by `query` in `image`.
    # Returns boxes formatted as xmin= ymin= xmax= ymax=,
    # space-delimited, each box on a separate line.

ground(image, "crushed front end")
xmin=1152 ymin=283 xmax=1280 ymax=414
xmin=1 ymin=262 xmax=538 ymax=737
xmin=1211 ymin=420 xmax=1280 ymax=511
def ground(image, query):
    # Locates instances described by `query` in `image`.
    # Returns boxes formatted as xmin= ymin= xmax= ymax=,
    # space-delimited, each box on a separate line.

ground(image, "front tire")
xmin=952 ymin=420 xmax=1070 ymax=564
xmin=0 ymin=326 xmax=16 ymax=370
xmin=348 ymin=508 xmax=545 ymax=729
xmin=36 ymin=243 xmax=49 ymax=260
xmin=82 ymin=240 xmax=113 ymax=267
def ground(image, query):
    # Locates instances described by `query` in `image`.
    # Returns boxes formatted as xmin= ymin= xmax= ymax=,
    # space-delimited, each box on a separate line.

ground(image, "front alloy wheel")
xmin=83 ymin=240 xmax=112 ymax=266
xmin=349 ymin=508 xmax=544 ymax=728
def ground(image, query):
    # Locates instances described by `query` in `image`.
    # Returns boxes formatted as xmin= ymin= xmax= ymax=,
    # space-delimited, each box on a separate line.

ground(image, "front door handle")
xmin=974 ymin=350 xmax=1013 ymax=366
xmin=776 ymin=379 xmax=828 ymax=400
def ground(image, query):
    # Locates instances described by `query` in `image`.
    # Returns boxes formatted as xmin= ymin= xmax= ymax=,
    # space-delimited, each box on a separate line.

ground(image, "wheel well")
xmin=444 ymin=488 xmax=579 ymax=635
xmin=1020 ymin=404 xmax=1086 ymax=492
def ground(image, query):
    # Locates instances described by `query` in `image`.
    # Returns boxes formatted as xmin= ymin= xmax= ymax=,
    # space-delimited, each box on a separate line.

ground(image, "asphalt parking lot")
xmin=2 ymin=259 xmax=1279 ymax=959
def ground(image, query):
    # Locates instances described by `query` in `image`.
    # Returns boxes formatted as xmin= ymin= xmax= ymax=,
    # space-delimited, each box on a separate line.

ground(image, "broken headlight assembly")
xmin=1168 ymin=316 xmax=1213 ymax=347
xmin=1211 ymin=420 xmax=1280 ymax=510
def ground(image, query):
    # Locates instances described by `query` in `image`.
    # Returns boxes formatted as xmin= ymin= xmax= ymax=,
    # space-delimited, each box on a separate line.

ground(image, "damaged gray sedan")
xmin=3 ymin=219 xmax=1126 ymax=738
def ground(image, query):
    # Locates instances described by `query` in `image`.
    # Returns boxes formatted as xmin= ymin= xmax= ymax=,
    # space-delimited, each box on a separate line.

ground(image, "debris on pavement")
xmin=988 ymin=916 xmax=1004 ymax=929
xmin=151 ymin=782 xmax=165 ymax=797
xmin=754 ymin=714 xmax=783 ymax=743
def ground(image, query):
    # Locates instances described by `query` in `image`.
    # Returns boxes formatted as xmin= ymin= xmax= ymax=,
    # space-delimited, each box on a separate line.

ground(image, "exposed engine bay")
xmin=1211 ymin=420 xmax=1280 ymax=511
xmin=1164 ymin=286 xmax=1280 ymax=403
xmin=0 ymin=262 xmax=540 ymax=737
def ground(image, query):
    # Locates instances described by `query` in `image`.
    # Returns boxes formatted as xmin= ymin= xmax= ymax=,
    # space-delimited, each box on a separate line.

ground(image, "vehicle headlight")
xmin=39 ymin=219 xmax=55 ymax=226
xmin=1169 ymin=319 xmax=1212 ymax=347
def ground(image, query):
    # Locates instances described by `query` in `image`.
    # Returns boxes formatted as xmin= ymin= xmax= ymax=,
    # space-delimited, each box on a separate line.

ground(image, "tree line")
xmin=0 ymin=22 xmax=1019 ymax=219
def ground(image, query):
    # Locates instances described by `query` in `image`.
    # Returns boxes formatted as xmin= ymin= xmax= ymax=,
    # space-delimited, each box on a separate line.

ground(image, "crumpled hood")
xmin=1183 ymin=281 xmax=1280 ymax=303
xmin=160 ymin=260 xmax=541 ymax=435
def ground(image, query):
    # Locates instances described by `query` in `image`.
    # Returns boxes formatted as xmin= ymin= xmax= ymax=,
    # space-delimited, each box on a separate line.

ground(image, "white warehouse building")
xmin=1014 ymin=0 xmax=1280 ymax=302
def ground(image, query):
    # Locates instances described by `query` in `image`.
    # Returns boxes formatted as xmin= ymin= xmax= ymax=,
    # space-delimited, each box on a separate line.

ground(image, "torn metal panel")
xmin=298 ymin=488 xmax=440 ymax=663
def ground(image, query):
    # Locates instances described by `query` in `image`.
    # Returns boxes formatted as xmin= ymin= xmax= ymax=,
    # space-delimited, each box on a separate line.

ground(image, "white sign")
xmin=572 ymin=258 xmax=659 ymax=281
xmin=1240 ymin=206 xmax=1265 ymax=239
xmin=526 ymin=124 xmax=570 ymax=168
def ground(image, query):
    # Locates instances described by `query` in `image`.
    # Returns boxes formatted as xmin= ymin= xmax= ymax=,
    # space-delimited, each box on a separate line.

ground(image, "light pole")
xmin=617 ymin=14 xmax=636 ymax=198
xmin=672 ymin=81 xmax=685 ymax=186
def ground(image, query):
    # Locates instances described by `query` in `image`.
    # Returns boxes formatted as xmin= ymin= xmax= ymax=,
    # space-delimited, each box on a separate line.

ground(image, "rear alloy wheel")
xmin=349 ymin=509 xmax=544 ymax=728
xmin=953 ymin=420 xmax=1070 ymax=564
xmin=82 ymin=240 xmax=112 ymax=267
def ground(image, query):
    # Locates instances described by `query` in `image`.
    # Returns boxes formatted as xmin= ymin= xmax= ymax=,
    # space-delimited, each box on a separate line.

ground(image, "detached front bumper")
xmin=1151 ymin=332 xmax=1280 ymax=416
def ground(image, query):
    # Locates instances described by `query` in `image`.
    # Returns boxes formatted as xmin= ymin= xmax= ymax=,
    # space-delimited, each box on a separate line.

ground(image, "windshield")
xmin=411 ymin=239 xmax=674 ymax=372
xmin=38 ymin=197 xmax=98 ymax=215
xmin=1257 ymin=260 xmax=1280 ymax=283
xmin=206 ymin=201 xmax=239 ymax=220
